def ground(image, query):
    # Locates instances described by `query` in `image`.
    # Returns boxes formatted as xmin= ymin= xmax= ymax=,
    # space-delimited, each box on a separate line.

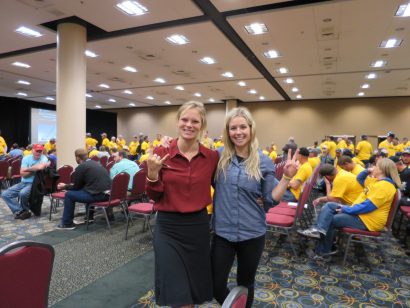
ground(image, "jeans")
xmin=314 ymin=202 xmax=367 ymax=254
xmin=282 ymin=189 xmax=297 ymax=202
xmin=61 ymin=190 xmax=109 ymax=225
xmin=2 ymin=181 xmax=32 ymax=214
xmin=211 ymin=234 xmax=265 ymax=308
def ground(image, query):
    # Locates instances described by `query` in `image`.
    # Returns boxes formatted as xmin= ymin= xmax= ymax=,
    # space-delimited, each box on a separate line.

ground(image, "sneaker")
xmin=297 ymin=227 xmax=323 ymax=239
xmin=73 ymin=217 xmax=94 ymax=225
xmin=57 ymin=223 xmax=76 ymax=230
xmin=15 ymin=210 xmax=32 ymax=220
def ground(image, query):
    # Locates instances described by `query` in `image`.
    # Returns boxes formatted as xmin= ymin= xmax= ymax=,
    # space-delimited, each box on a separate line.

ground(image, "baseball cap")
xmin=387 ymin=131 xmax=395 ymax=138
xmin=336 ymin=148 xmax=343 ymax=153
xmin=389 ymin=156 xmax=401 ymax=163
xmin=86 ymin=132 xmax=91 ymax=136
xmin=33 ymin=144 xmax=44 ymax=152
xmin=299 ymin=147 xmax=309 ymax=157
xmin=403 ymin=147 xmax=410 ymax=155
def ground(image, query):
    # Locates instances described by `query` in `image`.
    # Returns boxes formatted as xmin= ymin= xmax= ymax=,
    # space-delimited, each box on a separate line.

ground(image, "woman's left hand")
xmin=283 ymin=148 xmax=298 ymax=178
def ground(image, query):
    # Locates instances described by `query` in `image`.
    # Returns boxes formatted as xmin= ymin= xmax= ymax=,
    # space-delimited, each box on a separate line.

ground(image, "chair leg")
xmin=342 ymin=235 xmax=353 ymax=266
xmin=286 ymin=229 xmax=297 ymax=257
xmin=125 ymin=215 xmax=131 ymax=240
xmin=103 ymin=208 xmax=112 ymax=234
xmin=49 ymin=198 xmax=53 ymax=221
xmin=146 ymin=216 xmax=153 ymax=238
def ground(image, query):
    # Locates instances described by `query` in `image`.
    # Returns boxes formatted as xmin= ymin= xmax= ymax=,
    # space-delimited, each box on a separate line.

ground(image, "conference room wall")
xmin=116 ymin=96 xmax=410 ymax=150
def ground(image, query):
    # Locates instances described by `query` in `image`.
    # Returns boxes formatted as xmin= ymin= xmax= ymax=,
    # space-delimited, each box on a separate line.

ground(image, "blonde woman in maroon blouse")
xmin=146 ymin=101 xmax=219 ymax=308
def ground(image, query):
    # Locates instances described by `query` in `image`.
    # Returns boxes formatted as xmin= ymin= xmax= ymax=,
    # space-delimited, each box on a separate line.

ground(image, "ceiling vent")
xmin=319 ymin=26 xmax=338 ymax=40
xmin=108 ymin=77 xmax=125 ymax=83
xmin=138 ymin=52 xmax=160 ymax=61
xmin=172 ymin=70 xmax=191 ymax=77
xmin=17 ymin=0 xmax=54 ymax=9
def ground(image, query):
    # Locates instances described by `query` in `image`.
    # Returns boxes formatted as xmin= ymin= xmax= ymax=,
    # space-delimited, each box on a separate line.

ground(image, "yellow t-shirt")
xmin=351 ymin=163 xmax=365 ymax=176
xmin=0 ymin=136 xmax=7 ymax=155
xmin=102 ymin=138 xmax=110 ymax=148
xmin=327 ymin=141 xmax=337 ymax=159
xmin=378 ymin=140 xmax=395 ymax=157
xmin=290 ymin=162 xmax=313 ymax=200
xmin=201 ymin=137 xmax=213 ymax=149
xmin=356 ymin=140 xmax=373 ymax=160
xmin=207 ymin=186 xmax=215 ymax=215
xmin=352 ymin=157 xmax=365 ymax=168
xmin=337 ymin=140 xmax=347 ymax=149
xmin=85 ymin=137 xmax=98 ymax=149
xmin=109 ymin=141 xmax=117 ymax=151
xmin=347 ymin=144 xmax=355 ymax=152
xmin=117 ymin=139 xmax=126 ymax=150
xmin=129 ymin=141 xmax=139 ymax=156
xmin=214 ymin=141 xmax=224 ymax=149
xmin=269 ymin=150 xmax=278 ymax=162
xmin=141 ymin=141 xmax=150 ymax=153
xmin=355 ymin=180 xmax=396 ymax=231
xmin=139 ymin=153 xmax=149 ymax=163
xmin=262 ymin=149 xmax=269 ymax=156
xmin=152 ymin=139 xmax=162 ymax=148
xmin=23 ymin=150 xmax=32 ymax=156
xmin=44 ymin=141 xmax=56 ymax=153
xmin=330 ymin=170 xmax=363 ymax=205
xmin=308 ymin=157 xmax=320 ymax=170
xmin=89 ymin=149 xmax=99 ymax=158
xmin=334 ymin=158 xmax=342 ymax=171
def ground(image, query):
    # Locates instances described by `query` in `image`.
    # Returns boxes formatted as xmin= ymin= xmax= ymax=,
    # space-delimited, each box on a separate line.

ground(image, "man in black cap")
xmin=378 ymin=131 xmax=395 ymax=157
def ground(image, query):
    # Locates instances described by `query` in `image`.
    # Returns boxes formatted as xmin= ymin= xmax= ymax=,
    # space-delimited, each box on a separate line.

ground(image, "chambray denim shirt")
xmin=213 ymin=151 xmax=279 ymax=242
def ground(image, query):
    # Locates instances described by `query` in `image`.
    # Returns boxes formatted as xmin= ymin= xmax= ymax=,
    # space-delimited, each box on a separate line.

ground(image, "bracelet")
xmin=146 ymin=176 xmax=158 ymax=183
xmin=282 ymin=175 xmax=292 ymax=181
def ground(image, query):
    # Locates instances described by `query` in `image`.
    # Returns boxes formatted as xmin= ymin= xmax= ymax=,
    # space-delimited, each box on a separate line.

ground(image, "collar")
xmin=168 ymin=138 xmax=208 ymax=159
xmin=380 ymin=177 xmax=396 ymax=188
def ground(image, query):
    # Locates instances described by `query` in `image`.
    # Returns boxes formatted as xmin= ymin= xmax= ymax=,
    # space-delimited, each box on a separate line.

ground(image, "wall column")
xmin=56 ymin=23 xmax=86 ymax=167
xmin=226 ymin=99 xmax=238 ymax=114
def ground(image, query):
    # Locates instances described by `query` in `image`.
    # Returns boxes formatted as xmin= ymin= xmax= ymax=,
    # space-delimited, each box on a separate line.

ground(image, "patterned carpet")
xmin=0 ymin=194 xmax=153 ymax=306
xmin=135 ymin=231 xmax=410 ymax=307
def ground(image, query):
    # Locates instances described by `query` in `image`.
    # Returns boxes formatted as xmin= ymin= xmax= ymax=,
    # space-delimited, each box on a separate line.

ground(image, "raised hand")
xmin=146 ymin=153 xmax=170 ymax=181
xmin=283 ymin=148 xmax=298 ymax=178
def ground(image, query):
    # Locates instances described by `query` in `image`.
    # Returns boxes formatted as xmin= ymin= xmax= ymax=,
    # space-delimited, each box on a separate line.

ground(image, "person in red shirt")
xmin=146 ymin=101 xmax=218 ymax=308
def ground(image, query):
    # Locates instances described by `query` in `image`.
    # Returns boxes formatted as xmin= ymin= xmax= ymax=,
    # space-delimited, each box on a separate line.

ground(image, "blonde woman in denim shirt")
xmin=211 ymin=107 xmax=298 ymax=308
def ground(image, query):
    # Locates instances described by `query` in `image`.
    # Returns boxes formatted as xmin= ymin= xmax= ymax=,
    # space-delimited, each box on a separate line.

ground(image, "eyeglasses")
xmin=35 ymin=150 xmax=43 ymax=153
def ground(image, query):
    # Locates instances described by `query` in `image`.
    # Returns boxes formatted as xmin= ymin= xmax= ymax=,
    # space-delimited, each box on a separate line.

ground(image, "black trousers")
xmin=211 ymin=234 xmax=265 ymax=308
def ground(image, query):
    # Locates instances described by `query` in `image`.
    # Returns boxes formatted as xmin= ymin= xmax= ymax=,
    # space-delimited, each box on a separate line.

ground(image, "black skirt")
xmin=154 ymin=209 xmax=212 ymax=306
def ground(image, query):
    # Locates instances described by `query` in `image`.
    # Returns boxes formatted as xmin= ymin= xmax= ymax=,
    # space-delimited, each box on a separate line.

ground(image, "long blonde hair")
xmin=176 ymin=101 xmax=207 ymax=140
xmin=217 ymin=107 xmax=262 ymax=181
xmin=377 ymin=158 xmax=402 ymax=188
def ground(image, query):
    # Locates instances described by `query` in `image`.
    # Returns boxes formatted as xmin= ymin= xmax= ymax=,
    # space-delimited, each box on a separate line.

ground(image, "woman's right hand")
xmin=146 ymin=153 xmax=170 ymax=181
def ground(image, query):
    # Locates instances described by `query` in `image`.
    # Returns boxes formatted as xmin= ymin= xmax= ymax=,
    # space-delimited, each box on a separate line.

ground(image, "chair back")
xmin=105 ymin=161 xmax=115 ymax=173
xmin=57 ymin=165 xmax=74 ymax=184
xmin=0 ymin=160 xmax=8 ymax=178
xmin=311 ymin=164 xmax=321 ymax=184
xmin=275 ymin=161 xmax=285 ymax=180
xmin=100 ymin=155 xmax=108 ymax=167
xmin=0 ymin=240 xmax=55 ymax=308
xmin=129 ymin=169 xmax=147 ymax=197
xmin=385 ymin=190 xmax=401 ymax=233
xmin=274 ymin=156 xmax=283 ymax=164
xmin=108 ymin=155 xmax=115 ymax=164
xmin=110 ymin=172 xmax=130 ymax=202
xmin=222 ymin=286 xmax=248 ymax=308
xmin=295 ymin=180 xmax=313 ymax=220
xmin=10 ymin=159 xmax=21 ymax=176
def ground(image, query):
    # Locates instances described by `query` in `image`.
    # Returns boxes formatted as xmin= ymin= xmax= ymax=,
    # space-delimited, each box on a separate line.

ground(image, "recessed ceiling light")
xmin=45 ymin=97 xmax=55 ymax=101
xmin=17 ymin=92 xmax=28 ymax=96
xmin=244 ymin=23 xmax=268 ymax=35
xmin=357 ymin=92 xmax=365 ymax=96
xmin=12 ymin=61 xmax=30 ymax=68
xmin=164 ymin=101 xmax=172 ymax=105
xmin=379 ymin=38 xmax=402 ymax=48
xmin=123 ymin=90 xmax=133 ymax=94
xmin=370 ymin=60 xmax=387 ymax=67
xmin=365 ymin=73 xmax=377 ymax=79
xmin=396 ymin=4 xmax=410 ymax=17
xmin=129 ymin=103 xmax=136 ymax=107
xmin=194 ymin=92 xmax=202 ymax=97
xmin=15 ymin=26 xmax=43 ymax=37
xmin=263 ymin=50 xmax=280 ymax=58
xmin=200 ymin=57 xmax=216 ymax=64
xmin=248 ymin=89 xmax=257 ymax=94
xmin=166 ymin=34 xmax=189 ymax=45
xmin=85 ymin=93 xmax=93 ymax=98
xmin=116 ymin=1 xmax=148 ymax=16
xmin=85 ymin=50 xmax=98 ymax=58
xmin=237 ymin=81 xmax=246 ymax=87
xmin=146 ymin=96 xmax=154 ymax=100
xmin=291 ymin=87 xmax=299 ymax=92
xmin=284 ymin=78 xmax=294 ymax=84
xmin=95 ymin=105 xmax=102 ymax=109
xmin=209 ymin=98 xmax=215 ymax=102
xmin=296 ymin=94 xmax=302 ymax=99
xmin=154 ymin=77 xmax=166 ymax=83
xmin=259 ymin=96 xmax=265 ymax=100
xmin=17 ymin=80 xmax=30 ymax=85
xmin=277 ymin=67 xmax=289 ymax=74
xmin=123 ymin=66 xmax=137 ymax=73
xmin=221 ymin=72 xmax=234 ymax=78
xmin=99 ymin=83 xmax=110 ymax=88
xmin=108 ymin=98 xmax=117 ymax=103
xmin=175 ymin=85 xmax=184 ymax=91
xmin=361 ymin=84 xmax=370 ymax=89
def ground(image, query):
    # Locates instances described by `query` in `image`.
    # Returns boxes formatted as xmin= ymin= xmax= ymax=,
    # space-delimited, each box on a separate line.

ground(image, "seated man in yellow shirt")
xmin=338 ymin=155 xmax=365 ymax=176
xmin=282 ymin=147 xmax=313 ymax=201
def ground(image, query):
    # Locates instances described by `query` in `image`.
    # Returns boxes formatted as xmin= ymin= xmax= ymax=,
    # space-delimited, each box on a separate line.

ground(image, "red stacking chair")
xmin=221 ymin=286 xmax=248 ymax=308
xmin=274 ymin=161 xmax=285 ymax=180
xmin=266 ymin=181 xmax=313 ymax=256
xmin=87 ymin=172 xmax=130 ymax=234
xmin=339 ymin=190 xmax=401 ymax=266
xmin=105 ymin=161 xmax=115 ymax=173
xmin=127 ymin=169 xmax=147 ymax=203
xmin=108 ymin=155 xmax=115 ymax=164
xmin=49 ymin=165 xmax=74 ymax=221
xmin=0 ymin=160 xmax=8 ymax=191
xmin=9 ymin=158 xmax=22 ymax=185
xmin=91 ymin=155 xmax=99 ymax=162
xmin=0 ymin=240 xmax=55 ymax=308
xmin=100 ymin=155 xmax=108 ymax=167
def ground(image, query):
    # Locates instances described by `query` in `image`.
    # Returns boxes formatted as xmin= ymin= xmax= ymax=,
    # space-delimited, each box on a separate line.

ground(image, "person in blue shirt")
xmin=110 ymin=150 xmax=140 ymax=190
xmin=2 ymin=144 xmax=49 ymax=219
xmin=8 ymin=143 xmax=23 ymax=158
xmin=211 ymin=107 xmax=298 ymax=308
